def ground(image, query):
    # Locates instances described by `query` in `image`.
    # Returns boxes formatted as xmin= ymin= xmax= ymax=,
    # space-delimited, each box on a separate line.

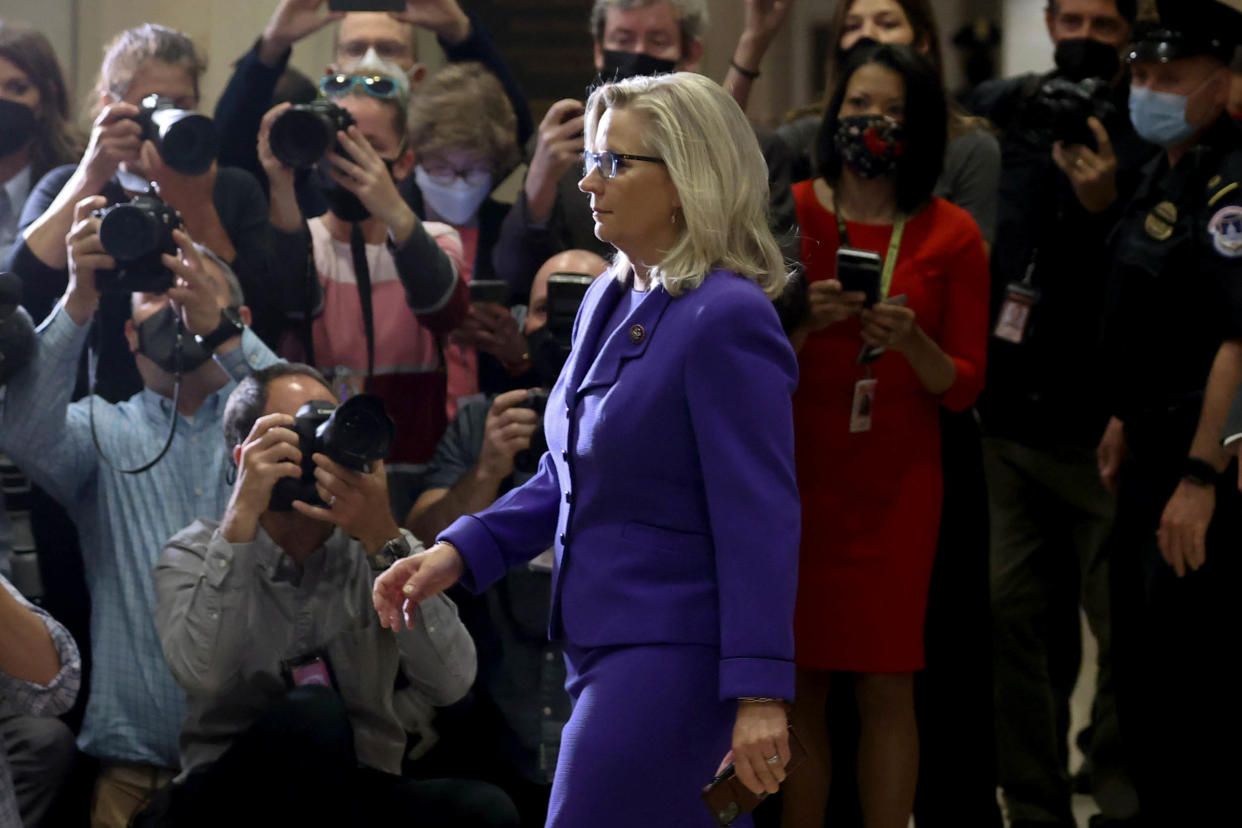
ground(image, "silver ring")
xmin=328 ymin=495 xmax=337 ymax=507
xmin=765 ymin=754 xmax=780 ymax=765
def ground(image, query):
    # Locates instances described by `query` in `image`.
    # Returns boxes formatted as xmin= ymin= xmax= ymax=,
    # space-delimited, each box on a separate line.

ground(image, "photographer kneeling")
xmin=141 ymin=364 xmax=517 ymax=827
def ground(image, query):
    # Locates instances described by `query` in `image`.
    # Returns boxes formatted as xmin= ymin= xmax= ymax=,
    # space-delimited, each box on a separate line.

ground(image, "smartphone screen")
xmin=836 ymin=248 xmax=883 ymax=308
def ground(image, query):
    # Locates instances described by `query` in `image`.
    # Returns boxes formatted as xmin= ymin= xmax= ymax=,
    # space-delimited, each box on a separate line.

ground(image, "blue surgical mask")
xmin=1129 ymin=86 xmax=1198 ymax=148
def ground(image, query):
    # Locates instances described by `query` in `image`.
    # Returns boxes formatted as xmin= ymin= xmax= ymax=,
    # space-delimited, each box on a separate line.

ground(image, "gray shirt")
xmin=155 ymin=520 xmax=476 ymax=779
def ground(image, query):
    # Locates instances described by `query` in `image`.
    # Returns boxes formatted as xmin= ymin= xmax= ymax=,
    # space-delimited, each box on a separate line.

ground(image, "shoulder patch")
xmin=1208 ymin=204 xmax=1242 ymax=258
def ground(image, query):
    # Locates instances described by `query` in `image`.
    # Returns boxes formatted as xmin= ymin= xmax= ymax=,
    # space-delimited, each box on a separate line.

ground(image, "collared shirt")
xmin=0 ymin=164 xmax=32 ymax=263
xmin=422 ymin=397 xmax=569 ymax=783
xmin=155 ymin=520 xmax=476 ymax=779
xmin=0 ymin=574 xmax=81 ymax=826
xmin=0 ymin=303 xmax=278 ymax=768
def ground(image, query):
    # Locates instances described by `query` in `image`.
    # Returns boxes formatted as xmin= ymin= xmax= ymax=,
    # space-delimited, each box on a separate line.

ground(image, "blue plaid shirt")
xmin=0 ymin=303 xmax=277 ymax=767
xmin=0 ymin=574 xmax=80 ymax=827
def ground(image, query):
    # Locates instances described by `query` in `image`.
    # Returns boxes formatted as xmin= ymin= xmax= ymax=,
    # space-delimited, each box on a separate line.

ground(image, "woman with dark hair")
xmin=753 ymin=0 xmax=1001 ymax=247
xmin=783 ymin=43 xmax=989 ymax=828
xmin=0 ymin=19 xmax=82 ymax=262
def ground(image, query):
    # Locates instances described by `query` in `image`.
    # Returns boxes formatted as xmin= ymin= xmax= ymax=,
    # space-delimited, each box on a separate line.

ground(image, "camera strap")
xmin=836 ymin=211 xmax=906 ymax=301
xmin=349 ymin=223 xmax=376 ymax=379
xmin=88 ymin=315 xmax=183 ymax=474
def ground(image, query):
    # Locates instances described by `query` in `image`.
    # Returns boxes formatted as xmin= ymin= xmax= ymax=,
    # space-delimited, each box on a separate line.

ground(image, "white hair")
xmin=583 ymin=72 xmax=788 ymax=299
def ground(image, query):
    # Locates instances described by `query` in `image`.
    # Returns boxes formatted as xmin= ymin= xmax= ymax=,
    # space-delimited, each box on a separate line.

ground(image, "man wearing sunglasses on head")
xmin=213 ymin=0 xmax=532 ymax=209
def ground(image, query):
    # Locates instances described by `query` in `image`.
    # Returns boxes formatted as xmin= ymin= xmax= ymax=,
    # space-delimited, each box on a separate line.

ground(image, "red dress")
xmin=791 ymin=179 xmax=989 ymax=672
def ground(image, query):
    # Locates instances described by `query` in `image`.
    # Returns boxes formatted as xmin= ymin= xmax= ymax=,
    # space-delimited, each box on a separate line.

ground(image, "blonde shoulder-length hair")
xmin=583 ymin=72 xmax=789 ymax=300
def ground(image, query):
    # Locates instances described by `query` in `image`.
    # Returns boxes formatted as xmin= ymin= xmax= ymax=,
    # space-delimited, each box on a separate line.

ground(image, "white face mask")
xmin=415 ymin=165 xmax=492 ymax=225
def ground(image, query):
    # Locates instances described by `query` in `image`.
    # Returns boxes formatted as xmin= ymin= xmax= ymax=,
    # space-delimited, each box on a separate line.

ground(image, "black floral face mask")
xmin=833 ymin=114 xmax=906 ymax=179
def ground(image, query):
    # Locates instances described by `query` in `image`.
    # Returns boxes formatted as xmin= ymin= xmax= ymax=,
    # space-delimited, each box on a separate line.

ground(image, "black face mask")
xmin=833 ymin=114 xmax=906 ymax=179
xmin=0 ymin=98 xmax=37 ymax=158
xmin=1054 ymin=38 xmax=1121 ymax=82
xmin=136 ymin=306 xmax=212 ymax=375
xmin=314 ymin=158 xmax=398 ymax=223
xmin=599 ymin=49 xmax=677 ymax=82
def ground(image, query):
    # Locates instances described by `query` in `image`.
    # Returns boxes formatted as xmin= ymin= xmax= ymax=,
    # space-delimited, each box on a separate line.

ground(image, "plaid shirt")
xmin=0 ymin=303 xmax=278 ymax=767
xmin=0 ymin=575 xmax=80 ymax=826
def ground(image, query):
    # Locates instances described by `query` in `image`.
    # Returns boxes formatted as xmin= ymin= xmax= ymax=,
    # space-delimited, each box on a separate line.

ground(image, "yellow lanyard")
xmin=836 ymin=212 xmax=907 ymax=301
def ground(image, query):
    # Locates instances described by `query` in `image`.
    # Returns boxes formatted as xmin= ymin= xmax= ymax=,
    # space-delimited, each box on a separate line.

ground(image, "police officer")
xmin=1098 ymin=3 xmax=1242 ymax=823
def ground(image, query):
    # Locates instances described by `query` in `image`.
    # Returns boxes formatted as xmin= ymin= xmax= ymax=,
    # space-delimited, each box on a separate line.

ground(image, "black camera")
xmin=269 ymin=99 xmax=357 ymax=169
xmin=269 ymin=393 xmax=396 ymax=511
xmin=134 ymin=94 xmax=218 ymax=175
xmin=1024 ymin=77 xmax=1118 ymax=149
xmin=91 ymin=194 xmax=183 ymax=293
xmin=530 ymin=272 xmax=593 ymax=386
xmin=0 ymin=272 xmax=35 ymax=387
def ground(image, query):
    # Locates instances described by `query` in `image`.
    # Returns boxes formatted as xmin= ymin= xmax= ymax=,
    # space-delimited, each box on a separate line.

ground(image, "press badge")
xmin=994 ymin=282 xmax=1041 ymax=344
xmin=850 ymin=379 xmax=878 ymax=433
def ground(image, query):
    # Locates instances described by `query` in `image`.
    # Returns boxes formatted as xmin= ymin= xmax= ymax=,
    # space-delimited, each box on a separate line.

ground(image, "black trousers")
xmin=1109 ymin=425 xmax=1242 ymax=827
xmin=134 ymin=686 xmax=519 ymax=828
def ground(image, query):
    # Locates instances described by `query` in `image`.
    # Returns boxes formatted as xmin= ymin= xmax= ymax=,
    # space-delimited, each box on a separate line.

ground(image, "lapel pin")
xmin=629 ymin=324 xmax=645 ymax=344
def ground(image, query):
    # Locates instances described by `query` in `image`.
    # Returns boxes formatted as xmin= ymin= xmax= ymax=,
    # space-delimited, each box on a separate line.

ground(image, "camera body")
xmin=1023 ymin=77 xmax=1118 ymax=149
xmin=91 ymin=194 xmax=183 ymax=294
xmin=269 ymin=99 xmax=357 ymax=169
xmin=134 ymin=94 xmax=218 ymax=175
xmin=513 ymin=389 xmax=550 ymax=475
xmin=269 ymin=393 xmax=395 ymax=511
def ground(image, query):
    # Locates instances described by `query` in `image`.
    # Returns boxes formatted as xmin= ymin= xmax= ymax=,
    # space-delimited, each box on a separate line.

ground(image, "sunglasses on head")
xmin=319 ymin=74 xmax=402 ymax=99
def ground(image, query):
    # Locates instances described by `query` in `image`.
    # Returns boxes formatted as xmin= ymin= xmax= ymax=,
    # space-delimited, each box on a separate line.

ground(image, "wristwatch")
xmin=1182 ymin=457 xmax=1223 ymax=488
xmin=369 ymin=533 xmax=411 ymax=571
xmin=195 ymin=307 xmax=245 ymax=353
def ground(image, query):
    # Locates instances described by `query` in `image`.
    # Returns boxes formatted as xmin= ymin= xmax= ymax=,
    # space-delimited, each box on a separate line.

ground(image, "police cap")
xmin=1128 ymin=0 xmax=1242 ymax=63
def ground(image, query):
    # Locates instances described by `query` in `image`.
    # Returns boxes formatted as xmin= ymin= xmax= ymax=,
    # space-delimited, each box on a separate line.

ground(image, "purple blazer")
xmin=440 ymin=267 xmax=800 ymax=701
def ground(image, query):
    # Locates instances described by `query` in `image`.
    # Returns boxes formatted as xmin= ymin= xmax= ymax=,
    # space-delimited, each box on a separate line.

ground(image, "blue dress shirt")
xmin=0 ymin=302 xmax=278 ymax=767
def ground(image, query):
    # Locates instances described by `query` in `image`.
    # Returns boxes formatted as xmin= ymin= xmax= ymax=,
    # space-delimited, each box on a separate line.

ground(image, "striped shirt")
xmin=0 ymin=303 xmax=278 ymax=768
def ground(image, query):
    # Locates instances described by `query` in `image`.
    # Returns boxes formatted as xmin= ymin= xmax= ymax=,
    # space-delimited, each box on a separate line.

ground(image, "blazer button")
xmin=561 ymin=450 xmax=569 ymax=461
xmin=559 ymin=532 xmax=566 ymax=546
xmin=564 ymin=490 xmax=573 ymax=504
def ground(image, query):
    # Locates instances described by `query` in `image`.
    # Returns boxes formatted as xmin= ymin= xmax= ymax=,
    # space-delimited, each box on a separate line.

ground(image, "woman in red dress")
xmin=783 ymin=44 xmax=989 ymax=828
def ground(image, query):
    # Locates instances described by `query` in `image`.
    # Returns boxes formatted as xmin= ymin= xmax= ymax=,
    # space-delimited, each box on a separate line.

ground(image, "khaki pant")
xmin=91 ymin=762 xmax=176 ymax=828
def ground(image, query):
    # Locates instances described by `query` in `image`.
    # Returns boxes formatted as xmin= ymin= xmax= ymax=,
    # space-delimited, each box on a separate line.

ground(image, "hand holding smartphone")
xmin=468 ymin=280 xmax=510 ymax=306
xmin=836 ymin=247 xmax=882 ymax=308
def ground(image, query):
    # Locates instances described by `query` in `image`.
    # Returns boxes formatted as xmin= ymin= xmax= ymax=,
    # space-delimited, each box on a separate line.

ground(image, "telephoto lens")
xmin=269 ymin=99 xmax=357 ymax=169
xmin=136 ymin=94 xmax=218 ymax=175
xmin=93 ymin=194 xmax=183 ymax=293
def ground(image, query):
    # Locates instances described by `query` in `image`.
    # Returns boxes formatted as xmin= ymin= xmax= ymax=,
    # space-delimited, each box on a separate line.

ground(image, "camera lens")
xmin=270 ymin=108 xmax=336 ymax=169
xmin=317 ymin=394 xmax=394 ymax=469
xmin=148 ymin=109 xmax=218 ymax=175
xmin=99 ymin=204 xmax=162 ymax=261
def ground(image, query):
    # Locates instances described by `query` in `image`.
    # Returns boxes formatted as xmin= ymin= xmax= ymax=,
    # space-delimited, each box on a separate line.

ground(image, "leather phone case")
xmin=701 ymin=727 xmax=808 ymax=826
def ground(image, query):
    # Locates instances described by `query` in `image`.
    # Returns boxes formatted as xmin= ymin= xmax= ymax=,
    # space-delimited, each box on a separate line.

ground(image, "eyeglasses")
xmin=421 ymin=162 xmax=492 ymax=188
xmin=582 ymin=150 xmax=665 ymax=180
xmin=319 ymin=74 xmax=402 ymax=99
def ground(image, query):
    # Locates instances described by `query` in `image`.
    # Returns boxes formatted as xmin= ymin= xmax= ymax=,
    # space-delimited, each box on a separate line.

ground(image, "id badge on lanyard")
xmin=994 ymin=259 xmax=1042 ymax=345
xmin=837 ymin=212 xmax=906 ymax=434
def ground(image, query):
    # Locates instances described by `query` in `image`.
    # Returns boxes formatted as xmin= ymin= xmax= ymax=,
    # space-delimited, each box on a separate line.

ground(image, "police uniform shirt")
xmin=1103 ymin=114 xmax=1242 ymax=424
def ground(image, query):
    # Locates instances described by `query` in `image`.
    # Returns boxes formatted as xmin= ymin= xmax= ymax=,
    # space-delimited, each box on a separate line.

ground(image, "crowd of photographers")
xmin=1 ymin=0 xmax=1241 ymax=826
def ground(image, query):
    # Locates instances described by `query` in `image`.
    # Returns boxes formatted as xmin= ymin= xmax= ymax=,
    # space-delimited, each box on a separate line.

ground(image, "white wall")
xmin=1002 ymin=0 xmax=1054 ymax=77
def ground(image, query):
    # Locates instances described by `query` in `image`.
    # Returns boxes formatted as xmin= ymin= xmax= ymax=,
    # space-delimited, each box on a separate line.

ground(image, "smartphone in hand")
xmin=836 ymin=247 xmax=882 ymax=308
xmin=329 ymin=0 xmax=404 ymax=11
xmin=469 ymin=280 xmax=510 ymax=306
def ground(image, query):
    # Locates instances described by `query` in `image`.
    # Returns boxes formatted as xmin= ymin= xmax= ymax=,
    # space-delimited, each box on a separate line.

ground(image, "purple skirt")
xmin=547 ymin=642 xmax=750 ymax=827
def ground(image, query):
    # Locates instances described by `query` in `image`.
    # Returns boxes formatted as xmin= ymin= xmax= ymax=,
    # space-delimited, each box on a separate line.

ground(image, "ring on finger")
xmin=765 ymin=754 xmax=781 ymax=765
xmin=328 ymin=494 xmax=337 ymax=507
